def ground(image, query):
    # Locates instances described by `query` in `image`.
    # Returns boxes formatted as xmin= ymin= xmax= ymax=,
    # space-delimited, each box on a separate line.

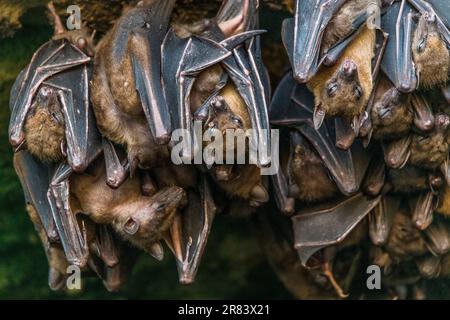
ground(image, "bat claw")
xmin=147 ymin=242 xmax=164 ymax=261
xmin=313 ymin=107 xmax=326 ymax=130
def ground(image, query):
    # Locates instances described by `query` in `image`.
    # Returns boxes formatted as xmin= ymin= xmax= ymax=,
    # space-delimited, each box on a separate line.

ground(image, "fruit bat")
xmin=10 ymin=5 xmax=128 ymax=268
xmin=270 ymin=71 xmax=371 ymax=209
xmin=282 ymin=0 xmax=379 ymax=83
xmin=382 ymin=0 xmax=450 ymax=91
xmin=162 ymin=0 xmax=272 ymax=168
xmin=91 ymin=0 xmax=176 ymax=174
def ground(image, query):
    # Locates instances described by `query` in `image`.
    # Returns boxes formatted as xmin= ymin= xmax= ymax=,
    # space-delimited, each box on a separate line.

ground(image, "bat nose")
xmin=341 ymin=60 xmax=357 ymax=78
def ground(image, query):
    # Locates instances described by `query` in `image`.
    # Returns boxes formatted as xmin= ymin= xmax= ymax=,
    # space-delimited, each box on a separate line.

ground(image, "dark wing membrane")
xmin=409 ymin=0 xmax=450 ymax=45
xmin=284 ymin=0 xmax=346 ymax=83
xmin=381 ymin=0 xmax=417 ymax=92
xmin=129 ymin=0 xmax=175 ymax=143
xmin=9 ymin=40 xmax=90 ymax=148
xmin=13 ymin=151 xmax=57 ymax=241
xmin=44 ymin=64 xmax=101 ymax=172
xmin=292 ymin=193 xmax=381 ymax=265
xmin=269 ymin=72 xmax=302 ymax=126
xmin=173 ymin=176 xmax=216 ymax=284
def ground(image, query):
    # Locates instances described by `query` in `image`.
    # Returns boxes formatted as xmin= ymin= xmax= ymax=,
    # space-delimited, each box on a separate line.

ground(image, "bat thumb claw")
xmin=313 ymin=107 xmax=325 ymax=130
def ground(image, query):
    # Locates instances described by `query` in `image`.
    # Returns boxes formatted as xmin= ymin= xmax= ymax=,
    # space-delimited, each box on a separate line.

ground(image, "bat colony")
xmin=7 ymin=0 xmax=450 ymax=299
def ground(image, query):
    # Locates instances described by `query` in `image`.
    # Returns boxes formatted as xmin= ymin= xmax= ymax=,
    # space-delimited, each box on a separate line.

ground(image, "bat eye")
xmin=232 ymin=116 xmax=243 ymax=126
xmin=354 ymin=86 xmax=362 ymax=100
xmin=417 ymin=37 xmax=427 ymax=53
xmin=326 ymin=83 xmax=338 ymax=97
xmin=123 ymin=217 xmax=140 ymax=235
xmin=152 ymin=202 xmax=166 ymax=211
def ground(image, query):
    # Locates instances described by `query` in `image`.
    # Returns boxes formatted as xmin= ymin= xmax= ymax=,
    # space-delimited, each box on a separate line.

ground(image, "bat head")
xmin=373 ymin=88 xmax=411 ymax=125
xmin=320 ymin=59 xmax=365 ymax=120
xmin=24 ymin=86 xmax=66 ymax=163
xmin=119 ymin=187 xmax=187 ymax=252
xmin=413 ymin=13 xmax=450 ymax=88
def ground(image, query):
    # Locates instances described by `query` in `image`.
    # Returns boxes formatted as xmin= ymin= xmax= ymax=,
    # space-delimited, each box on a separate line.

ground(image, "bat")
xmin=369 ymin=195 xmax=400 ymax=246
xmin=382 ymin=0 xmax=450 ymax=90
xmin=162 ymin=0 xmax=272 ymax=168
xmin=270 ymin=72 xmax=371 ymax=207
xmin=282 ymin=0 xmax=379 ymax=83
xmin=10 ymin=5 xmax=132 ymax=268
xmin=91 ymin=0 xmax=175 ymax=176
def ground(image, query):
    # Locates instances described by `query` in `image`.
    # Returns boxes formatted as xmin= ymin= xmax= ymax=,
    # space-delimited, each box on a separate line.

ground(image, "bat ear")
xmin=47 ymin=2 xmax=66 ymax=36
xmin=217 ymin=0 xmax=251 ymax=37
xmin=123 ymin=217 xmax=140 ymax=235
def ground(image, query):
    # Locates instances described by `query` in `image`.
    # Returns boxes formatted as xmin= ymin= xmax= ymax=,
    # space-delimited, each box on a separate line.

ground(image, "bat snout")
xmin=340 ymin=60 xmax=358 ymax=79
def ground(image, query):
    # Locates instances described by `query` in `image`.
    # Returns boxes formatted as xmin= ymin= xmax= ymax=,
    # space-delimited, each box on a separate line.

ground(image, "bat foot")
xmin=322 ymin=262 xmax=349 ymax=299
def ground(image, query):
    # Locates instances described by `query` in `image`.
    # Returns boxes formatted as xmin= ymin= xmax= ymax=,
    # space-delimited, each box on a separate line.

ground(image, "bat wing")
xmin=13 ymin=151 xmax=58 ymax=242
xmin=222 ymin=33 xmax=272 ymax=167
xmin=282 ymin=0 xmax=346 ymax=83
xmin=44 ymin=64 xmax=101 ymax=172
xmin=369 ymin=195 xmax=400 ymax=245
xmin=381 ymin=0 xmax=417 ymax=93
xmin=168 ymin=176 xmax=216 ymax=284
xmin=162 ymin=30 xmax=231 ymax=158
xmin=270 ymin=72 xmax=369 ymax=195
xmin=128 ymin=0 xmax=175 ymax=144
xmin=9 ymin=39 xmax=90 ymax=148
xmin=292 ymin=193 xmax=381 ymax=265
xmin=409 ymin=0 xmax=450 ymax=45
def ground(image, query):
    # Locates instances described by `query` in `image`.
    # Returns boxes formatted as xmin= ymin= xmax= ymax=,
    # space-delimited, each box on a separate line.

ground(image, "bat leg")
xmin=48 ymin=163 xmax=88 ymax=267
xmin=102 ymin=138 xmax=127 ymax=189
xmin=335 ymin=118 xmax=356 ymax=150
xmin=165 ymin=176 xmax=216 ymax=284
xmin=369 ymin=195 xmax=399 ymax=245
xmin=363 ymin=151 xmax=386 ymax=196
xmin=410 ymin=191 xmax=435 ymax=230
xmin=383 ymin=134 xmax=412 ymax=169
xmin=411 ymin=93 xmax=435 ymax=133
xmin=322 ymin=258 xmax=348 ymax=299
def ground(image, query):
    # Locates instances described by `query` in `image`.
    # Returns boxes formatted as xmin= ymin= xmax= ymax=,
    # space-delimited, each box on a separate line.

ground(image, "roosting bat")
xmin=382 ymin=0 xmax=450 ymax=91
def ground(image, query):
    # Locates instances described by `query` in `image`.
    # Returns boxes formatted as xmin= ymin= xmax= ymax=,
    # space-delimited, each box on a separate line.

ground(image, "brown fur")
xmin=289 ymin=142 xmax=339 ymax=203
xmin=409 ymin=117 xmax=450 ymax=170
xmin=413 ymin=16 xmax=450 ymax=88
xmin=371 ymin=77 xmax=413 ymax=140
xmin=308 ymin=26 xmax=375 ymax=121
xmin=388 ymin=166 xmax=429 ymax=194
xmin=70 ymin=160 xmax=187 ymax=252
xmin=322 ymin=0 xmax=379 ymax=54
xmin=24 ymin=103 xmax=65 ymax=163
xmin=437 ymin=185 xmax=450 ymax=217
xmin=385 ymin=210 xmax=428 ymax=263
xmin=91 ymin=17 xmax=169 ymax=169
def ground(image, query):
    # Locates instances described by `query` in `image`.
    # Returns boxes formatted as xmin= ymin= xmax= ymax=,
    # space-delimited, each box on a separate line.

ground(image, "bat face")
xmin=409 ymin=113 xmax=450 ymax=170
xmin=320 ymin=59 xmax=366 ymax=119
xmin=113 ymin=186 xmax=188 ymax=252
xmin=412 ymin=13 xmax=450 ymax=88
xmin=371 ymin=77 xmax=413 ymax=140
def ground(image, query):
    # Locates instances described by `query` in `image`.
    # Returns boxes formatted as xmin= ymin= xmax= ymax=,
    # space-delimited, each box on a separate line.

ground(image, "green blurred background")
xmin=0 ymin=3 xmax=292 ymax=299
